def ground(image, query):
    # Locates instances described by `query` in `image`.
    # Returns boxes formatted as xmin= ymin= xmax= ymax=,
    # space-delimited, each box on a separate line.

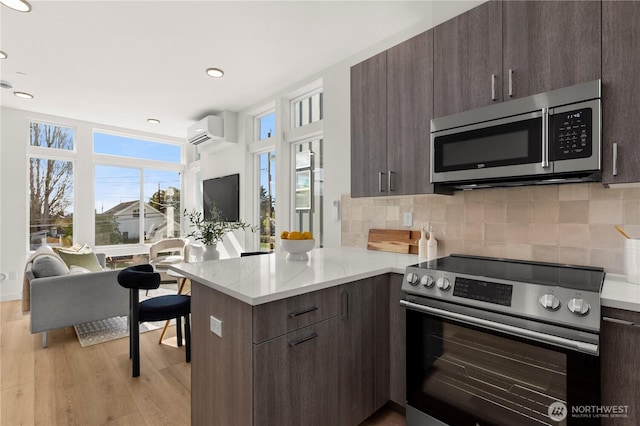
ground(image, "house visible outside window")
xmin=293 ymin=139 xmax=323 ymax=247
xmin=289 ymin=88 xmax=323 ymax=246
xmin=292 ymin=91 xmax=322 ymax=128
xmin=93 ymin=132 xmax=182 ymax=246
xmin=28 ymin=122 xmax=75 ymax=250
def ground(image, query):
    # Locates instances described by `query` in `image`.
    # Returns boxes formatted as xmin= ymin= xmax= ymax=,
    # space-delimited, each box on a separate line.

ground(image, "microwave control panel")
xmin=550 ymin=107 xmax=592 ymax=160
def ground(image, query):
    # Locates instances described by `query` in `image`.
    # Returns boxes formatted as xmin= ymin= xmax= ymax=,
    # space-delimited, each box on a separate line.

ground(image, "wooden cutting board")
xmin=367 ymin=229 xmax=421 ymax=254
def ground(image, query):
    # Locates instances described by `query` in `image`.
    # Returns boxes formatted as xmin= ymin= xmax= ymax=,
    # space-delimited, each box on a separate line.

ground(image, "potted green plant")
xmin=183 ymin=207 xmax=255 ymax=260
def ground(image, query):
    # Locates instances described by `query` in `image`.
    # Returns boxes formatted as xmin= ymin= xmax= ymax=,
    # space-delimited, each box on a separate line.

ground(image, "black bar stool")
xmin=117 ymin=264 xmax=191 ymax=377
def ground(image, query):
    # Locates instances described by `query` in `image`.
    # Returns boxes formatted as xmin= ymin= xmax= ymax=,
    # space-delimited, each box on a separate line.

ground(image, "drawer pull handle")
xmin=288 ymin=306 xmax=318 ymax=318
xmin=289 ymin=332 xmax=318 ymax=347
xmin=603 ymin=316 xmax=635 ymax=326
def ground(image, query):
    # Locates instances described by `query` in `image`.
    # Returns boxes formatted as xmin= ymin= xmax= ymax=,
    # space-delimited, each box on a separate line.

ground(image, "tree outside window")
xmin=29 ymin=122 xmax=74 ymax=249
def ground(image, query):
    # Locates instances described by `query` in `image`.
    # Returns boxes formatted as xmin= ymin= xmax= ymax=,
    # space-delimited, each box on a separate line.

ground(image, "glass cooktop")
xmin=413 ymin=254 xmax=605 ymax=293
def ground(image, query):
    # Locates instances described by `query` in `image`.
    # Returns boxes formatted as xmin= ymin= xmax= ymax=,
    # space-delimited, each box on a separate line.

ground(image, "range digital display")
xmin=453 ymin=277 xmax=513 ymax=306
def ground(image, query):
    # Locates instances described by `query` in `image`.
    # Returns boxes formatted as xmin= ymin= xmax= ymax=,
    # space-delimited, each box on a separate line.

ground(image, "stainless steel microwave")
xmin=431 ymin=80 xmax=602 ymax=190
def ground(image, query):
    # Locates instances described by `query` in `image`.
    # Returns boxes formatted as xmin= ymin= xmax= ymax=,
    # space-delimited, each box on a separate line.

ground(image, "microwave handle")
xmin=541 ymin=108 xmax=550 ymax=169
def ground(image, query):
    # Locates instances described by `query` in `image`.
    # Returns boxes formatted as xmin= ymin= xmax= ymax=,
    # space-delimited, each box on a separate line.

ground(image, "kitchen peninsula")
xmin=171 ymin=247 xmax=640 ymax=425
xmin=171 ymin=246 xmax=416 ymax=425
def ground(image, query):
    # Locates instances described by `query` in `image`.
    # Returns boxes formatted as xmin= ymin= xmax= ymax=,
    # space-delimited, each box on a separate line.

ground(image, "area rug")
xmin=74 ymin=286 xmax=177 ymax=347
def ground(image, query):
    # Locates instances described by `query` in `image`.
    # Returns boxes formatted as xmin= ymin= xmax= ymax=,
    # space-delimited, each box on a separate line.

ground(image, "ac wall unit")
xmin=187 ymin=115 xmax=224 ymax=145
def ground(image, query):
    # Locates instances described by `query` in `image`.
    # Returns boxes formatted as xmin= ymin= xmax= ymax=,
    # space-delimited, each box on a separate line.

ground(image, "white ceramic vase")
xmin=202 ymin=244 xmax=220 ymax=261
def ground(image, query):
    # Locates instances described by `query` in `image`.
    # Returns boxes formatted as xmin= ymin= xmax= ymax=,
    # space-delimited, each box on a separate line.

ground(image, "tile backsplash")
xmin=341 ymin=183 xmax=640 ymax=274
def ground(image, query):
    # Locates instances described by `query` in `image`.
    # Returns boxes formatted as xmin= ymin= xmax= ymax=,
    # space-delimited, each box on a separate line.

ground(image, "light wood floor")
xmin=0 ymin=299 xmax=405 ymax=425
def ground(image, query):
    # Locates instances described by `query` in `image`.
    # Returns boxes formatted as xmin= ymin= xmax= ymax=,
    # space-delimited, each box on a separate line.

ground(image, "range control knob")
xmin=567 ymin=298 xmax=590 ymax=316
xmin=421 ymin=275 xmax=435 ymax=288
xmin=436 ymin=277 xmax=451 ymax=291
xmin=539 ymin=294 xmax=561 ymax=311
xmin=406 ymin=272 xmax=419 ymax=286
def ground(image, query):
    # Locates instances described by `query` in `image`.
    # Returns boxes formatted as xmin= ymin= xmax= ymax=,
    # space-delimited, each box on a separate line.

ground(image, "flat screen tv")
xmin=203 ymin=173 xmax=240 ymax=222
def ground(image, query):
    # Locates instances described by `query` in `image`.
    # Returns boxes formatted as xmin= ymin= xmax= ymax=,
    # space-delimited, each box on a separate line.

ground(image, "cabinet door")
xmin=337 ymin=279 xmax=375 ymax=425
xmin=387 ymin=31 xmax=435 ymax=195
xmin=502 ymin=0 xmax=601 ymax=100
xmin=253 ymin=318 xmax=338 ymax=426
xmin=388 ymin=274 xmax=406 ymax=407
xmin=433 ymin=0 xmax=502 ymax=117
xmin=602 ymin=1 xmax=640 ymax=184
xmin=351 ymin=52 xmax=387 ymax=197
xmin=600 ymin=307 xmax=640 ymax=426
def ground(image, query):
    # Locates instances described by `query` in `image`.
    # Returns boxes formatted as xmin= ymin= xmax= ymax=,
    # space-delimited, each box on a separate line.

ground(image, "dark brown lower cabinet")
xmin=601 ymin=307 xmax=640 ymax=426
xmin=254 ymin=318 xmax=338 ymax=426
xmin=389 ymin=274 xmax=406 ymax=407
xmin=337 ymin=276 xmax=390 ymax=426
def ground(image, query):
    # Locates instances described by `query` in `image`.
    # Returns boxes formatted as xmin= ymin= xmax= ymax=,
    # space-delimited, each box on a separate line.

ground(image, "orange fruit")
xmin=302 ymin=231 xmax=313 ymax=240
xmin=288 ymin=231 xmax=303 ymax=240
xmin=280 ymin=231 xmax=289 ymax=239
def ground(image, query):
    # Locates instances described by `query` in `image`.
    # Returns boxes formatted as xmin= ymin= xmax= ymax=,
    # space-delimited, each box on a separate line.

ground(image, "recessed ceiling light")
xmin=206 ymin=68 xmax=224 ymax=78
xmin=0 ymin=0 xmax=32 ymax=12
xmin=147 ymin=118 xmax=160 ymax=124
xmin=0 ymin=51 xmax=7 ymax=59
xmin=14 ymin=91 xmax=33 ymax=99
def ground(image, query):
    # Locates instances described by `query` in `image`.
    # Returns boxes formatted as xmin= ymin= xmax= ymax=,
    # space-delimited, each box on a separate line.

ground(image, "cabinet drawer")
xmin=253 ymin=286 xmax=338 ymax=343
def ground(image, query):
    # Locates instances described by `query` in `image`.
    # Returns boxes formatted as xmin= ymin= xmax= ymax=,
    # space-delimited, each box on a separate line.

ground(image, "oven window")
xmin=407 ymin=314 xmax=568 ymax=426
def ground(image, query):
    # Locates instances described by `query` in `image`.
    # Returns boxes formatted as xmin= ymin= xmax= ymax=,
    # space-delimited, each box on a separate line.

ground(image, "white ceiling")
xmin=1 ymin=1 xmax=480 ymax=139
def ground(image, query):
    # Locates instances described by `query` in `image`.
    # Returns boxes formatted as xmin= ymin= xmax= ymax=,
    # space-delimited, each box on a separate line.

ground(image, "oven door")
xmin=404 ymin=300 xmax=600 ymax=426
xmin=431 ymin=110 xmax=549 ymax=184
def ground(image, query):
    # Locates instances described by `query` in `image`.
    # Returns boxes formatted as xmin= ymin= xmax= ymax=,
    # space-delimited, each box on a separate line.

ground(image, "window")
xmin=292 ymin=139 xmax=323 ymax=247
xmin=30 ymin=122 xmax=74 ymax=150
xmin=292 ymin=91 xmax=323 ymax=128
xmin=258 ymin=151 xmax=276 ymax=251
xmin=93 ymin=132 xmax=182 ymax=246
xmin=257 ymin=112 xmax=276 ymax=140
xmin=94 ymin=132 xmax=181 ymax=162
xmin=28 ymin=122 xmax=75 ymax=250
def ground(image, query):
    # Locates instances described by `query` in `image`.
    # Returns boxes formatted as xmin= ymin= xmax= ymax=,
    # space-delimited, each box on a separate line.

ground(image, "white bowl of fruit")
xmin=280 ymin=231 xmax=315 ymax=261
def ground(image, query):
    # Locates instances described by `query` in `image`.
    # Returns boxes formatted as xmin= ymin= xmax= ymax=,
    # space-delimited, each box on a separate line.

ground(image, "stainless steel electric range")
xmin=401 ymin=254 xmax=605 ymax=426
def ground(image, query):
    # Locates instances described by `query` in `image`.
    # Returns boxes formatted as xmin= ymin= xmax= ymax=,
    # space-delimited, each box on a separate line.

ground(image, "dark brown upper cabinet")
xmin=433 ymin=0 xmax=503 ymax=118
xmin=351 ymin=31 xmax=434 ymax=197
xmin=434 ymin=1 xmax=601 ymax=118
xmin=602 ymin=0 xmax=640 ymax=184
xmin=502 ymin=0 xmax=601 ymax=100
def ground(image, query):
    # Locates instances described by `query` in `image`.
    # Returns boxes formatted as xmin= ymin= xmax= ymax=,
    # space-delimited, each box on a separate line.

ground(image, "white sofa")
xmin=25 ymin=252 xmax=129 ymax=347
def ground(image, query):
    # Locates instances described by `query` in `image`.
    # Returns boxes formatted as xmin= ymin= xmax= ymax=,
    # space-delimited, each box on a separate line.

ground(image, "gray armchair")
xmin=26 ymin=252 xmax=128 ymax=347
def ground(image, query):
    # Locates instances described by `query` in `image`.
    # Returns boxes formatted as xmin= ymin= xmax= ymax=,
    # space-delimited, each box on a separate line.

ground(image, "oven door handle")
xmin=400 ymin=300 xmax=599 ymax=356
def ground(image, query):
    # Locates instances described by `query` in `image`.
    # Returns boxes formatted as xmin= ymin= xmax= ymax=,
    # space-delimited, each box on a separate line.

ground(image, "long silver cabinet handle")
xmin=602 ymin=316 xmax=635 ymax=326
xmin=541 ymin=108 xmax=549 ymax=168
xmin=288 ymin=332 xmax=318 ymax=347
xmin=613 ymin=143 xmax=618 ymax=176
xmin=288 ymin=306 xmax=318 ymax=318
xmin=378 ymin=172 xmax=385 ymax=192
xmin=508 ymin=69 xmax=514 ymax=97
xmin=491 ymin=74 xmax=496 ymax=101
xmin=400 ymin=300 xmax=599 ymax=356
xmin=388 ymin=171 xmax=394 ymax=192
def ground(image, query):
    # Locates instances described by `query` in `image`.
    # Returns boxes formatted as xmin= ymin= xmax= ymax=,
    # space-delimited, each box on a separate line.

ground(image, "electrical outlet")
xmin=210 ymin=315 xmax=223 ymax=337
xmin=403 ymin=212 xmax=413 ymax=227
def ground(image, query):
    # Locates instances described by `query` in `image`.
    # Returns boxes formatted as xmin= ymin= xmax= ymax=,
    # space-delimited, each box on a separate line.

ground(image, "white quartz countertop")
xmin=602 ymin=273 xmax=640 ymax=312
xmin=170 ymin=246 xmax=417 ymax=306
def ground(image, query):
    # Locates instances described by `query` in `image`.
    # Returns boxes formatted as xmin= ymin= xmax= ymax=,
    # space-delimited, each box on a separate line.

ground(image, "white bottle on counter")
xmin=427 ymin=226 xmax=438 ymax=260
xmin=418 ymin=227 xmax=428 ymax=260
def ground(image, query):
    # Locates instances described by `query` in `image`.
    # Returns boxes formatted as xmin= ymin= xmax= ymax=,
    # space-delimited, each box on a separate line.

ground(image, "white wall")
xmin=1 ymin=1 xmax=483 ymax=301
xmin=0 ymin=107 xmax=182 ymax=301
